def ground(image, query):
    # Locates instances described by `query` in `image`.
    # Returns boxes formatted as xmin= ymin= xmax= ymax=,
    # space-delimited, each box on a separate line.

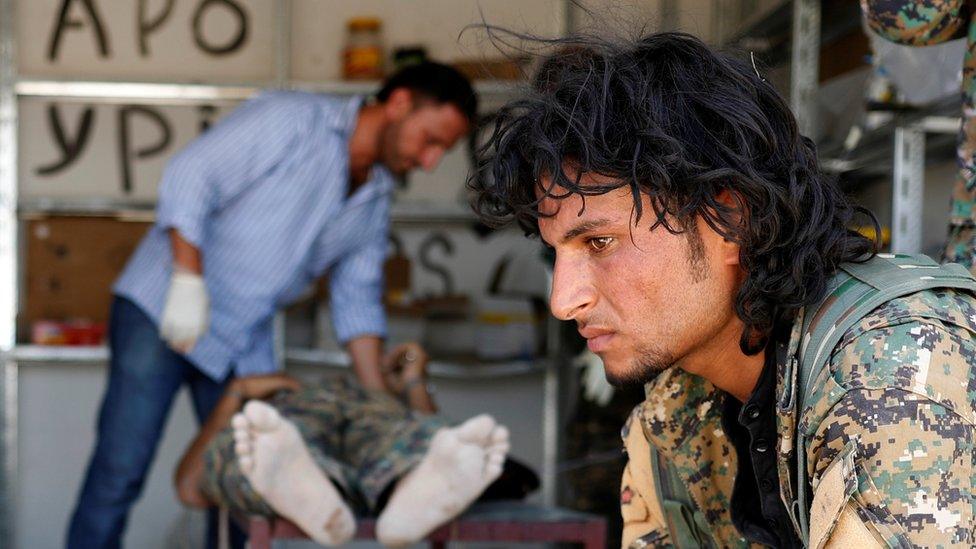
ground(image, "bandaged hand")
xmin=160 ymin=270 xmax=209 ymax=354
xmin=576 ymin=349 xmax=614 ymax=406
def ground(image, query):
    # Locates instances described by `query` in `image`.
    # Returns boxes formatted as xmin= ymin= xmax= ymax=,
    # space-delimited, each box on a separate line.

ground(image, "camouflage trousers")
xmin=862 ymin=0 xmax=976 ymax=270
xmin=199 ymin=376 xmax=449 ymax=517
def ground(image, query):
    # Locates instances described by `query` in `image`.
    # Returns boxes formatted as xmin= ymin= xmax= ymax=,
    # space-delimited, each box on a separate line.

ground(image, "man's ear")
xmin=383 ymin=88 xmax=414 ymax=121
xmin=713 ymin=189 xmax=743 ymax=267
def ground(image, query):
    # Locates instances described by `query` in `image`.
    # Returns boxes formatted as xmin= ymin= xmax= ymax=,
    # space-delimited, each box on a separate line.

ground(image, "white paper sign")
xmin=18 ymin=0 xmax=276 ymax=82
xmin=19 ymin=98 xmax=239 ymax=201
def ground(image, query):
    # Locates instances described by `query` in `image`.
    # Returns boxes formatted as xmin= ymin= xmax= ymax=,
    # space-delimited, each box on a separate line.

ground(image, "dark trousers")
xmin=66 ymin=296 xmax=237 ymax=549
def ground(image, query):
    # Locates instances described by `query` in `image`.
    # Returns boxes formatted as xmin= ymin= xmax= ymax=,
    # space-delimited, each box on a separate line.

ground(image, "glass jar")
xmin=343 ymin=17 xmax=383 ymax=80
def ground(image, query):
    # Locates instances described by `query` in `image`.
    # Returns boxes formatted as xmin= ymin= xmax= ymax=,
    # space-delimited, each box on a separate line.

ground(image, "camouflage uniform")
xmin=620 ymin=285 xmax=976 ymax=547
xmin=199 ymin=376 xmax=449 ymax=516
xmin=862 ymin=0 xmax=976 ymax=270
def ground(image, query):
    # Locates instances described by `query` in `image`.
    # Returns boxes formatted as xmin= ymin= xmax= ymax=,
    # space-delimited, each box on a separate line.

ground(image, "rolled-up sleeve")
xmin=156 ymin=92 xmax=311 ymax=247
xmin=328 ymin=233 xmax=388 ymax=344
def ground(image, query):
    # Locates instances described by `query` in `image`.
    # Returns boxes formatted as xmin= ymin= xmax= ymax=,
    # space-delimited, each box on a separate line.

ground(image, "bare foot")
xmin=376 ymin=414 xmax=510 ymax=547
xmin=233 ymin=400 xmax=356 ymax=546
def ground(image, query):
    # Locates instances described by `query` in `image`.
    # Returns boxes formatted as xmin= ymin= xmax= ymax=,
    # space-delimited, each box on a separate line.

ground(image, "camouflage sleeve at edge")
xmin=861 ymin=0 xmax=969 ymax=46
xmin=809 ymin=387 xmax=975 ymax=546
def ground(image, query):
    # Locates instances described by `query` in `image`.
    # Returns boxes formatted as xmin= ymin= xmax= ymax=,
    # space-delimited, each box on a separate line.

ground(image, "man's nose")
xmin=549 ymin=257 xmax=595 ymax=321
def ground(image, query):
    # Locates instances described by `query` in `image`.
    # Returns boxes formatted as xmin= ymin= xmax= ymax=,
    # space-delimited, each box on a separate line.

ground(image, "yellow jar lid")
xmin=348 ymin=17 xmax=381 ymax=31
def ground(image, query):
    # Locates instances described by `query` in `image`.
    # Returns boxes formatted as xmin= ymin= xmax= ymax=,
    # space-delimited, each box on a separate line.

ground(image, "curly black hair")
xmin=469 ymin=32 xmax=877 ymax=354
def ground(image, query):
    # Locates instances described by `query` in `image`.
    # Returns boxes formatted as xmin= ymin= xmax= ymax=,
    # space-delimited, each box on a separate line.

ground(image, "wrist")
xmin=402 ymin=376 xmax=431 ymax=396
xmin=226 ymin=386 xmax=247 ymax=402
xmin=173 ymin=267 xmax=203 ymax=279
xmin=235 ymin=378 xmax=252 ymax=399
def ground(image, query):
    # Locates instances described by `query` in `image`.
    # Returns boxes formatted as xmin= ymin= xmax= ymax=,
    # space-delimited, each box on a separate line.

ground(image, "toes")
xmin=485 ymin=461 xmax=503 ymax=479
xmin=238 ymin=454 xmax=254 ymax=474
xmin=488 ymin=426 xmax=511 ymax=457
xmin=325 ymin=506 xmax=356 ymax=544
xmin=489 ymin=425 xmax=510 ymax=447
xmin=455 ymin=414 xmax=497 ymax=444
xmin=234 ymin=439 xmax=252 ymax=456
xmin=232 ymin=428 xmax=249 ymax=446
xmin=243 ymin=400 xmax=281 ymax=431
xmin=485 ymin=449 xmax=506 ymax=479
xmin=487 ymin=452 xmax=505 ymax=469
xmin=231 ymin=413 xmax=248 ymax=430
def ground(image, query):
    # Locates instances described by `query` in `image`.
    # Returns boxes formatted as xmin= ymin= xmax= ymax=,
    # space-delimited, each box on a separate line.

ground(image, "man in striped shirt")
xmin=67 ymin=62 xmax=476 ymax=549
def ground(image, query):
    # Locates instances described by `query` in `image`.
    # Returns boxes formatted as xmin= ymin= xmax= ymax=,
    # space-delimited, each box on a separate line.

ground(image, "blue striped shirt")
xmin=114 ymin=91 xmax=393 ymax=381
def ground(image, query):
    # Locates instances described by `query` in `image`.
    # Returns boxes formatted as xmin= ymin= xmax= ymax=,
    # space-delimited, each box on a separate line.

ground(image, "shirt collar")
xmin=332 ymin=94 xmax=366 ymax=135
xmin=330 ymin=95 xmax=396 ymax=199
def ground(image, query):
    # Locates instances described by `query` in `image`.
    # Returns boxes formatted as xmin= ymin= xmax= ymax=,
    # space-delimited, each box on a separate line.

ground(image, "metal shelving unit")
xmin=729 ymin=0 xmax=954 ymax=255
xmin=0 ymin=1 xmax=576 ymax=544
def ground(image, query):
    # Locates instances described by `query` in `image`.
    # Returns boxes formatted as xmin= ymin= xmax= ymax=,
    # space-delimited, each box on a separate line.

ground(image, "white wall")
xmin=291 ymin=0 xmax=568 ymax=81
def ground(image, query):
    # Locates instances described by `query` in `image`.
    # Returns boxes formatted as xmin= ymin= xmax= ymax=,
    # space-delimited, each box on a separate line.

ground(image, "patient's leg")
xmin=376 ymin=414 xmax=510 ymax=547
xmin=233 ymin=400 xmax=355 ymax=546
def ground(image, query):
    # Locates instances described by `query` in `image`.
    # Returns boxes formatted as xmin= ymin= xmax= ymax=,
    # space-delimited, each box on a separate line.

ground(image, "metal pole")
xmin=271 ymin=0 xmax=291 ymax=364
xmin=892 ymin=127 xmax=926 ymax=253
xmin=790 ymin=0 xmax=820 ymax=139
xmin=561 ymin=0 xmax=576 ymax=36
xmin=537 ymin=0 xmax=576 ymax=508
xmin=0 ymin=360 xmax=15 ymax=547
xmin=541 ymin=316 xmax=561 ymax=506
xmin=0 ymin=0 xmax=18 ymax=544
xmin=661 ymin=0 xmax=679 ymax=32
xmin=274 ymin=0 xmax=292 ymax=89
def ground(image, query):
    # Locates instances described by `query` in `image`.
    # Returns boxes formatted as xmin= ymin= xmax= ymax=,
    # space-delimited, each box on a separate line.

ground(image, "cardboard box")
xmin=24 ymin=216 xmax=151 ymax=334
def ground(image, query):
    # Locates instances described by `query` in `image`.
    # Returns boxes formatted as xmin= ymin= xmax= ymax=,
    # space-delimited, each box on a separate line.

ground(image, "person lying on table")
xmin=173 ymin=343 xmax=510 ymax=547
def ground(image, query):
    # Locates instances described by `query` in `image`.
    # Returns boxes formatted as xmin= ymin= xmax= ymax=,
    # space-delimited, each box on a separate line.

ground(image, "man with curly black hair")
xmin=471 ymin=32 xmax=976 ymax=548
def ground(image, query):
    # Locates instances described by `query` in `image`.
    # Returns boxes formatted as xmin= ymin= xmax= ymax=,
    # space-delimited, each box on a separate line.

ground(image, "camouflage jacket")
xmin=620 ymin=287 xmax=976 ymax=548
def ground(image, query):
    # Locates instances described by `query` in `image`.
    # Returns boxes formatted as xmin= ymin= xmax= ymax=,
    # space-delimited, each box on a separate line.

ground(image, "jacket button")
xmin=760 ymin=478 xmax=775 ymax=492
xmin=753 ymin=439 xmax=769 ymax=453
xmin=744 ymin=404 xmax=760 ymax=421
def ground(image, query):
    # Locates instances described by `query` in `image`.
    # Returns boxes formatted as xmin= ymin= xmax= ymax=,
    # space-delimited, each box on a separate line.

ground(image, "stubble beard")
xmin=604 ymin=342 xmax=676 ymax=387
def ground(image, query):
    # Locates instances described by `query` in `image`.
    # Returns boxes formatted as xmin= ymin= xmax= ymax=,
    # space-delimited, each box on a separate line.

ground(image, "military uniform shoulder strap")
xmin=791 ymin=253 xmax=976 ymax=543
xmin=650 ymin=449 xmax=717 ymax=549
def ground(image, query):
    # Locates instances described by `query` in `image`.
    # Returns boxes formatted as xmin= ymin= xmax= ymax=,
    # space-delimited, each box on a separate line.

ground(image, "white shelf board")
xmin=18 ymin=199 xmax=485 ymax=224
xmin=9 ymin=344 xmax=109 ymax=362
xmin=6 ymin=344 xmax=547 ymax=379
xmin=16 ymin=78 xmax=525 ymax=104
xmin=285 ymin=347 xmax=546 ymax=379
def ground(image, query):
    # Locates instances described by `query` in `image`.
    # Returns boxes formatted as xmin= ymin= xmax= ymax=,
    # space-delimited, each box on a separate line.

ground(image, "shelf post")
xmin=541 ymin=315 xmax=561 ymax=507
xmin=0 ymin=0 xmax=18 ymax=543
xmin=274 ymin=0 xmax=292 ymax=89
xmin=892 ymin=126 xmax=926 ymax=254
xmin=790 ymin=0 xmax=820 ymax=139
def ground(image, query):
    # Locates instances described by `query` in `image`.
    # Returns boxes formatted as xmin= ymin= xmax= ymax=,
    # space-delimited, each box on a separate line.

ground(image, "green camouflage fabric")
xmin=200 ymin=376 xmax=449 ymax=516
xmin=862 ymin=0 xmax=976 ymax=270
xmin=622 ymin=285 xmax=976 ymax=547
xmin=620 ymin=368 xmax=762 ymax=548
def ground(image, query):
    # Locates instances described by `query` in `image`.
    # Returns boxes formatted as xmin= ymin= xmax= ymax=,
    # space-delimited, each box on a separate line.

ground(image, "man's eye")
xmin=587 ymin=237 xmax=613 ymax=252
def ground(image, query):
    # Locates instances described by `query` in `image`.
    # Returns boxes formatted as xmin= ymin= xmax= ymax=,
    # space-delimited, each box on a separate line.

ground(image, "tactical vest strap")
xmin=791 ymin=253 xmax=976 ymax=544
xmin=650 ymin=449 xmax=715 ymax=549
xmin=645 ymin=254 xmax=976 ymax=548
